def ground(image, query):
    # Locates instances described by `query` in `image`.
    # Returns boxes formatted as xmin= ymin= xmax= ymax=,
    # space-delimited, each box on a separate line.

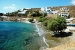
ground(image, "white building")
xmin=59 ymin=7 xmax=69 ymax=18
xmin=51 ymin=10 xmax=58 ymax=14
xmin=41 ymin=7 xmax=51 ymax=13
xmin=0 ymin=16 xmax=9 ymax=21
xmin=41 ymin=7 xmax=58 ymax=14
xmin=0 ymin=16 xmax=7 ymax=18
xmin=18 ymin=8 xmax=28 ymax=14
xmin=59 ymin=12 xmax=69 ymax=17
xmin=18 ymin=10 xmax=27 ymax=14
xmin=60 ymin=7 xmax=69 ymax=11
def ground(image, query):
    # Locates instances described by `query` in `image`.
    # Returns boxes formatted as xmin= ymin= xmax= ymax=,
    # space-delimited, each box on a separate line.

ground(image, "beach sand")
xmin=41 ymin=31 xmax=75 ymax=50
xmin=24 ymin=19 xmax=75 ymax=50
xmin=34 ymin=22 xmax=75 ymax=50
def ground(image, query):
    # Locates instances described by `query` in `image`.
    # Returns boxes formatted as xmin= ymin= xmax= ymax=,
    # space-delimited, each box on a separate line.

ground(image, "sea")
xmin=0 ymin=22 xmax=46 ymax=50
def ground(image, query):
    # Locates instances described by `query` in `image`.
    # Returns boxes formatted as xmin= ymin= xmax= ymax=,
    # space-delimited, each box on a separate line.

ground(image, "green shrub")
xmin=43 ymin=20 xmax=48 ymax=27
xmin=38 ymin=17 xmax=47 ymax=22
xmin=28 ymin=18 xmax=34 ymax=22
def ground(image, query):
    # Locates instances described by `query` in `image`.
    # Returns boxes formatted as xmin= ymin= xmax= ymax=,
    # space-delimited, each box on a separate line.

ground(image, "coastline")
xmin=34 ymin=20 xmax=50 ymax=50
xmin=32 ymin=19 xmax=74 ymax=50
xmin=32 ymin=19 xmax=63 ymax=50
xmin=21 ymin=21 xmax=75 ymax=50
xmin=20 ymin=20 xmax=49 ymax=50
xmin=1 ymin=20 xmax=75 ymax=50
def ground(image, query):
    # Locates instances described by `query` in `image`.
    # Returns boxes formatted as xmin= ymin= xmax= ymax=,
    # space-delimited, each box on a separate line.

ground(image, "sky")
xmin=0 ymin=0 xmax=75 ymax=14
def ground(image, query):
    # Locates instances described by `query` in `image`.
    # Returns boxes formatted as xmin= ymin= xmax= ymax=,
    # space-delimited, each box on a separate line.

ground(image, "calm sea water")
xmin=0 ymin=22 xmax=43 ymax=50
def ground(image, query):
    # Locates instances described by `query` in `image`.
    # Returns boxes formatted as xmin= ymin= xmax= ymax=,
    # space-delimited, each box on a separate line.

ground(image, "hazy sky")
xmin=0 ymin=0 xmax=75 ymax=13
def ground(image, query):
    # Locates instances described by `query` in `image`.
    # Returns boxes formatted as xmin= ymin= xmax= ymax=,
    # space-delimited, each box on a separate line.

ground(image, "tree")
xmin=43 ymin=13 xmax=47 ymax=17
xmin=28 ymin=18 xmax=34 ymax=22
xmin=31 ymin=11 xmax=43 ymax=17
xmin=0 ymin=13 xmax=3 ymax=16
xmin=47 ymin=16 xmax=67 ymax=34
xmin=38 ymin=16 xmax=47 ymax=22
xmin=24 ymin=11 xmax=29 ymax=17
xmin=43 ymin=20 xmax=48 ymax=27
xmin=56 ymin=16 xmax=67 ymax=31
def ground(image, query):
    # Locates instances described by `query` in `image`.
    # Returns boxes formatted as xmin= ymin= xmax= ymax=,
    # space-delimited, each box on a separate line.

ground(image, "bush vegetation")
xmin=28 ymin=18 xmax=34 ymax=22
xmin=38 ymin=16 xmax=67 ymax=34
xmin=31 ymin=11 xmax=43 ymax=17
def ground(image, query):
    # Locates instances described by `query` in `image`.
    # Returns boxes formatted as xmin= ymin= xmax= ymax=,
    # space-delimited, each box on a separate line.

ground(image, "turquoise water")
xmin=0 ymin=22 xmax=42 ymax=50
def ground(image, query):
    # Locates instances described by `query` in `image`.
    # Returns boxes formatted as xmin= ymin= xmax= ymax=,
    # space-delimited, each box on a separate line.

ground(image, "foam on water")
xmin=35 ymin=24 xmax=41 ymax=36
xmin=43 ymin=37 xmax=49 ymax=47
xmin=34 ymin=22 xmax=49 ymax=49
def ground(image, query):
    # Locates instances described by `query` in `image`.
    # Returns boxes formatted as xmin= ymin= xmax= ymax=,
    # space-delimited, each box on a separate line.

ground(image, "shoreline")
xmin=32 ymin=19 xmax=74 ymax=50
xmin=34 ymin=20 xmax=49 ymax=50
xmin=31 ymin=19 xmax=66 ymax=50
xmin=0 ymin=21 xmax=75 ymax=50
xmin=1 ymin=21 xmax=74 ymax=50
xmin=20 ymin=20 xmax=49 ymax=50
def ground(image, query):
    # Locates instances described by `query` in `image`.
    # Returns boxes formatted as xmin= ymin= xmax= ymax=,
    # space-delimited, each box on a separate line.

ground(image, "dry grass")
xmin=50 ymin=40 xmax=75 ymax=50
xmin=43 ymin=40 xmax=75 ymax=50
xmin=43 ymin=31 xmax=75 ymax=50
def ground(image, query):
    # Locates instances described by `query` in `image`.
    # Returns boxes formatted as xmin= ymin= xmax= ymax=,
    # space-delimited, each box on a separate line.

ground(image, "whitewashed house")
xmin=0 ymin=16 xmax=9 ymax=21
xmin=41 ymin=7 xmax=58 ymax=14
xmin=60 ymin=7 xmax=69 ymax=11
xmin=51 ymin=10 xmax=58 ymax=14
xmin=1 ymin=16 xmax=7 ymax=18
xmin=59 ymin=12 xmax=69 ymax=17
xmin=59 ymin=7 xmax=69 ymax=18
xmin=18 ymin=8 xmax=27 ymax=14
xmin=41 ymin=7 xmax=51 ymax=13
xmin=18 ymin=10 xmax=27 ymax=14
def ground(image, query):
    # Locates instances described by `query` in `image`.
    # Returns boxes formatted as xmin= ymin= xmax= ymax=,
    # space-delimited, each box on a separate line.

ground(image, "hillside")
xmin=4 ymin=5 xmax=75 ymax=18
xmin=49 ymin=5 xmax=75 ymax=17
xmin=28 ymin=5 xmax=75 ymax=18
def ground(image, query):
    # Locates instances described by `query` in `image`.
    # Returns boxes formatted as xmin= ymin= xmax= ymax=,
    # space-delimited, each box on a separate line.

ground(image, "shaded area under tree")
xmin=52 ymin=32 xmax=73 ymax=38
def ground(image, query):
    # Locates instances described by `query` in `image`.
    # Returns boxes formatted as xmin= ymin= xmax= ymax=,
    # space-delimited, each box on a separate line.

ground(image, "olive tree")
xmin=47 ymin=16 xmax=67 ymax=34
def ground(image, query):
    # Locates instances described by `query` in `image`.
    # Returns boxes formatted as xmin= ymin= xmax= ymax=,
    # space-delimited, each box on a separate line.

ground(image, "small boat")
xmin=68 ymin=24 xmax=75 ymax=26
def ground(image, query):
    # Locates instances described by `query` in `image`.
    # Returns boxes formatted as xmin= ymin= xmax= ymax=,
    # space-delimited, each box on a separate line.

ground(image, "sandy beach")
xmin=41 ymin=29 xmax=75 ymax=50
xmin=45 ymin=32 xmax=75 ymax=50
xmin=33 ymin=20 xmax=62 ymax=49
xmin=23 ymin=19 xmax=75 ymax=50
xmin=34 ymin=20 xmax=75 ymax=50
